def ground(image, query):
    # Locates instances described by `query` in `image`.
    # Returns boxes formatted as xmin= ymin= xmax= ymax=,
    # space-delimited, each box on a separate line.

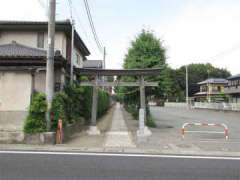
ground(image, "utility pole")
xmin=45 ymin=0 xmax=56 ymax=131
xmin=102 ymin=47 xmax=106 ymax=90
xmin=70 ymin=19 xmax=75 ymax=82
xmin=207 ymin=69 xmax=210 ymax=102
xmin=103 ymin=47 xmax=106 ymax=69
xmin=185 ymin=65 xmax=189 ymax=108
xmin=68 ymin=0 xmax=75 ymax=83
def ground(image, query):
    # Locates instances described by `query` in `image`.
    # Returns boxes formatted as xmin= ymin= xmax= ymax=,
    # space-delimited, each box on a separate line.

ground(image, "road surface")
xmin=150 ymin=106 xmax=240 ymax=140
xmin=0 ymin=151 xmax=240 ymax=180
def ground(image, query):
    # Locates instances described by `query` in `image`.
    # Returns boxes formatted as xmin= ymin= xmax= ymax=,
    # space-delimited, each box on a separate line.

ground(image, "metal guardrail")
xmin=181 ymin=123 xmax=229 ymax=140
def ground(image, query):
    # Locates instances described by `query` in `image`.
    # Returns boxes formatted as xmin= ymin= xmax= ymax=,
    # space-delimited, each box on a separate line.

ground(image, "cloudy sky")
xmin=1 ymin=0 xmax=240 ymax=74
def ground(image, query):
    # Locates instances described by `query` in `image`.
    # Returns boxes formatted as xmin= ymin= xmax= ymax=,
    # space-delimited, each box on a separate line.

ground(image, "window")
xmin=37 ymin=32 xmax=44 ymax=48
xmin=76 ymin=54 xmax=80 ymax=65
xmin=75 ymin=52 xmax=83 ymax=67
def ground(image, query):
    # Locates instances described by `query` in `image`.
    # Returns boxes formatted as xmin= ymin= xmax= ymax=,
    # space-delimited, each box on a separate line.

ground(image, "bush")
xmin=24 ymin=83 xmax=111 ymax=133
xmin=80 ymin=87 xmax=110 ymax=124
xmin=63 ymin=83 xmax=84 ymax=123
xmin=50 ymin=92 xmax=68 ymax=131
xmin=24 ymin=92 xmax=47 ymax=134
xmin=125 ymin=104 xmax=138 ymax=120
xmin=54 ymin=83 xmax=110 ymax=126
xmin=125 ymin=103 xmax=157 ymax=128
xmin=146 ymin=114 xmax=157 ymax=128
xmin=80 ymin=86 xmax=92 ymax=123
xmin=97 ymin=89 xmax=110 ymax=118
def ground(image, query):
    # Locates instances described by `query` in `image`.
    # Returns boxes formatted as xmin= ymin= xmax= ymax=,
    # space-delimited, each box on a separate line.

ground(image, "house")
xmin=193 ymin=78 xmax=228 ymax=102
xmin=0 ymin=20 xmax=90 ymax=132
xmin=224 ymin=74 xmax=240 ymax=103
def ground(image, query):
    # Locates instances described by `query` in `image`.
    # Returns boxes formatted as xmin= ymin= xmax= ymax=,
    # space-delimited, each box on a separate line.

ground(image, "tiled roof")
xmin=227 ymin=74 xmax=240 ymax=80
xmin=198 ymin=78 xmax=228 ymax=85
xmin=0 ymin=41 xmax=46 ymax=57
xmin=83 ymin=60 xmax=103 ymax=69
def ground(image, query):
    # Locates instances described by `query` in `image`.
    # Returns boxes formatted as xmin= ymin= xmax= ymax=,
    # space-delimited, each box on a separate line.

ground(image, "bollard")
xmin=56 ymin=119 xmax=63 ymax=144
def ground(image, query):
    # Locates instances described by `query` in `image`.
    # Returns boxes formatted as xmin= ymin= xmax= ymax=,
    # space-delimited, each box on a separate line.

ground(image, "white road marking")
xmin=0 ymin=150 xmax=240 ymax=160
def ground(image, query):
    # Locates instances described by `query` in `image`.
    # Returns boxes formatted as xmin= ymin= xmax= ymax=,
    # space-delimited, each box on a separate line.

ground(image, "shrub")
xmin=24 ymin=92 xmax=47 ymax=134
xmin=125 ymin=103 xmax=157 ymax=128
xmin=50 ymin=92 xmax=68 ymax=131
xmin=97 ymin=89 xmax=110 ymax=118
xmin=63 ymin=83 xmax=112 ymax=124
xmin=80 ymin=86 xmax=92 ymax=123
xmin=63 ymin=83 xmax=84 ymax=123
xmin=146 ymin=114 xmax=157 ymax=128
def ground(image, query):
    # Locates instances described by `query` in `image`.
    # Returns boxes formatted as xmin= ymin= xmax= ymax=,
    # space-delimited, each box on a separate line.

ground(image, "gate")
xmin=75 ymin=68 xmax=161 ymax=139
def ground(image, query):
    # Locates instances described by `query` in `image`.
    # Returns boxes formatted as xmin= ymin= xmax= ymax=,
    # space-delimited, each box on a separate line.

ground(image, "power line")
xmin=38 ymin=0 xmax=49 ymax=17
xmin=206 ymin=43 xmax=240 ymax=62
xmin=72 ymin=5 xmax=92 ymax=44
xmin=67 ymin=0 xmax=73 ymax=20
xmin=83 ymin=0 xmax=103 ymax=53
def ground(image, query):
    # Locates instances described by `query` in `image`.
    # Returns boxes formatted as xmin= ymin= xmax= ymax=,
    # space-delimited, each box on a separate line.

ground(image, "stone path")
xmin=104 ymin=103 xmax=135 ymax=148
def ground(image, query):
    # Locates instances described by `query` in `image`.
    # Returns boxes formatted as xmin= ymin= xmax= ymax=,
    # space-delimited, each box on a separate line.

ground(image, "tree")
xmin=174 ymin=63 xmax=231 ymax=97
xmin=121 ymin=29 xmax=167 ymax=101
xmin=118 ymin=29 xmax=167 ymax=127
xmin=124 ymin=30 xmax=166 ymax=69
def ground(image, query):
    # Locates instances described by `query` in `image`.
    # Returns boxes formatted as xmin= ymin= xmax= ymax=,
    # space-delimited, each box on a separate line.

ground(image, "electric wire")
xmin=83 ymin=0 xmax=103 ymax=53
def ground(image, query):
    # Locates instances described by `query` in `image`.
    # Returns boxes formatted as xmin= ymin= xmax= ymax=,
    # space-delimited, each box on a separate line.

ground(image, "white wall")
xmin=0 ymin=31 xmax=37 ymax=47
xmin=34 ymin=69 xmax=63 ymax=93
xmin=0 ymin=72 xmax=32 ymax=111
xmin=34 ymin=71 xmax=46 ymax=93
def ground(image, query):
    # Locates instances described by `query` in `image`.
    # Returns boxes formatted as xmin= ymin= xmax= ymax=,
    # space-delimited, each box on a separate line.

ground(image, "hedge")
xmin=24 ymin=83 xmax=111 ymax=132
xmin=23 ymin=92 xmax=47 ymax=134
xmin=50 ymin=92 xmax=68 ymax=131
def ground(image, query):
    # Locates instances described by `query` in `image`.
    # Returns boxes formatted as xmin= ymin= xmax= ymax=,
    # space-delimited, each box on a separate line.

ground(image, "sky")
xmin=0 ymin=0 xmax=240 ymax=75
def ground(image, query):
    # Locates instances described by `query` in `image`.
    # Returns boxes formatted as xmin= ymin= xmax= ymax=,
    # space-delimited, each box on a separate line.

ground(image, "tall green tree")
xmin=124 ymin=30 xmax=166 ymax=69
xmin=118 ymin=30 xmax=167 ymax=125
xmin=121 ymin=29 xmax=167 ymax=102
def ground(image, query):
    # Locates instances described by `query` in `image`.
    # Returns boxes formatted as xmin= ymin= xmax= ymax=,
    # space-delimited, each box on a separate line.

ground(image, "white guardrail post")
xmin=181 ymin=123 xmax=229 ymax=140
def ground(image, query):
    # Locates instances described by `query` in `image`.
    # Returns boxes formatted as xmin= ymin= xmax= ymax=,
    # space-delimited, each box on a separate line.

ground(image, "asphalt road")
xmin=0 ymin=151 xmax=240 ymax=180
xmin=150 ymin=107 xmax=240 ymax=140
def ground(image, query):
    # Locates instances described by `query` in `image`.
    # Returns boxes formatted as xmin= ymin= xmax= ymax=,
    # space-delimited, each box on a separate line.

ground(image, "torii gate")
xmin=75 ymin=68 xmax=161 ymax=140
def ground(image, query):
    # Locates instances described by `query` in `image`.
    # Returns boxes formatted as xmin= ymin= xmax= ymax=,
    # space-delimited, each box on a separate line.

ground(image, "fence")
xmin=181 ymin=123 xmax=229 ymax=140
xmin=164 ymin=102 xmax=187 ymax=108
xmin=193 ymin=102 xmax=240 ymax=111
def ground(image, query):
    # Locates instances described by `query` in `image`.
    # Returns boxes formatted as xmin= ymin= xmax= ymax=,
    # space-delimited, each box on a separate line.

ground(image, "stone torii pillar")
xmin=137 ymin=75 xmax=152 ymax=142
xmin=87 ymin=75 xmax=101 ymax=135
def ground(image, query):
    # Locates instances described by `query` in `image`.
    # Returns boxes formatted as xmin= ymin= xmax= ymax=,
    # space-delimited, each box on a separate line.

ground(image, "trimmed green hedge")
xmin=24 ymin=83 xmax=111 ymax=132
xmin=97 ymin=89 xmax=110 ymax=118
xmin=23 ymin=92 xmax=47 ymax=134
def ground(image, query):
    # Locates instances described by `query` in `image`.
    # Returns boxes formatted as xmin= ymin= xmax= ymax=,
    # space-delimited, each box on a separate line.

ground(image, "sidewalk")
xmin=1 ymin=105 xmax=240 ymax=157
xmin=104 ymin=103 xmax=135 ymax=148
